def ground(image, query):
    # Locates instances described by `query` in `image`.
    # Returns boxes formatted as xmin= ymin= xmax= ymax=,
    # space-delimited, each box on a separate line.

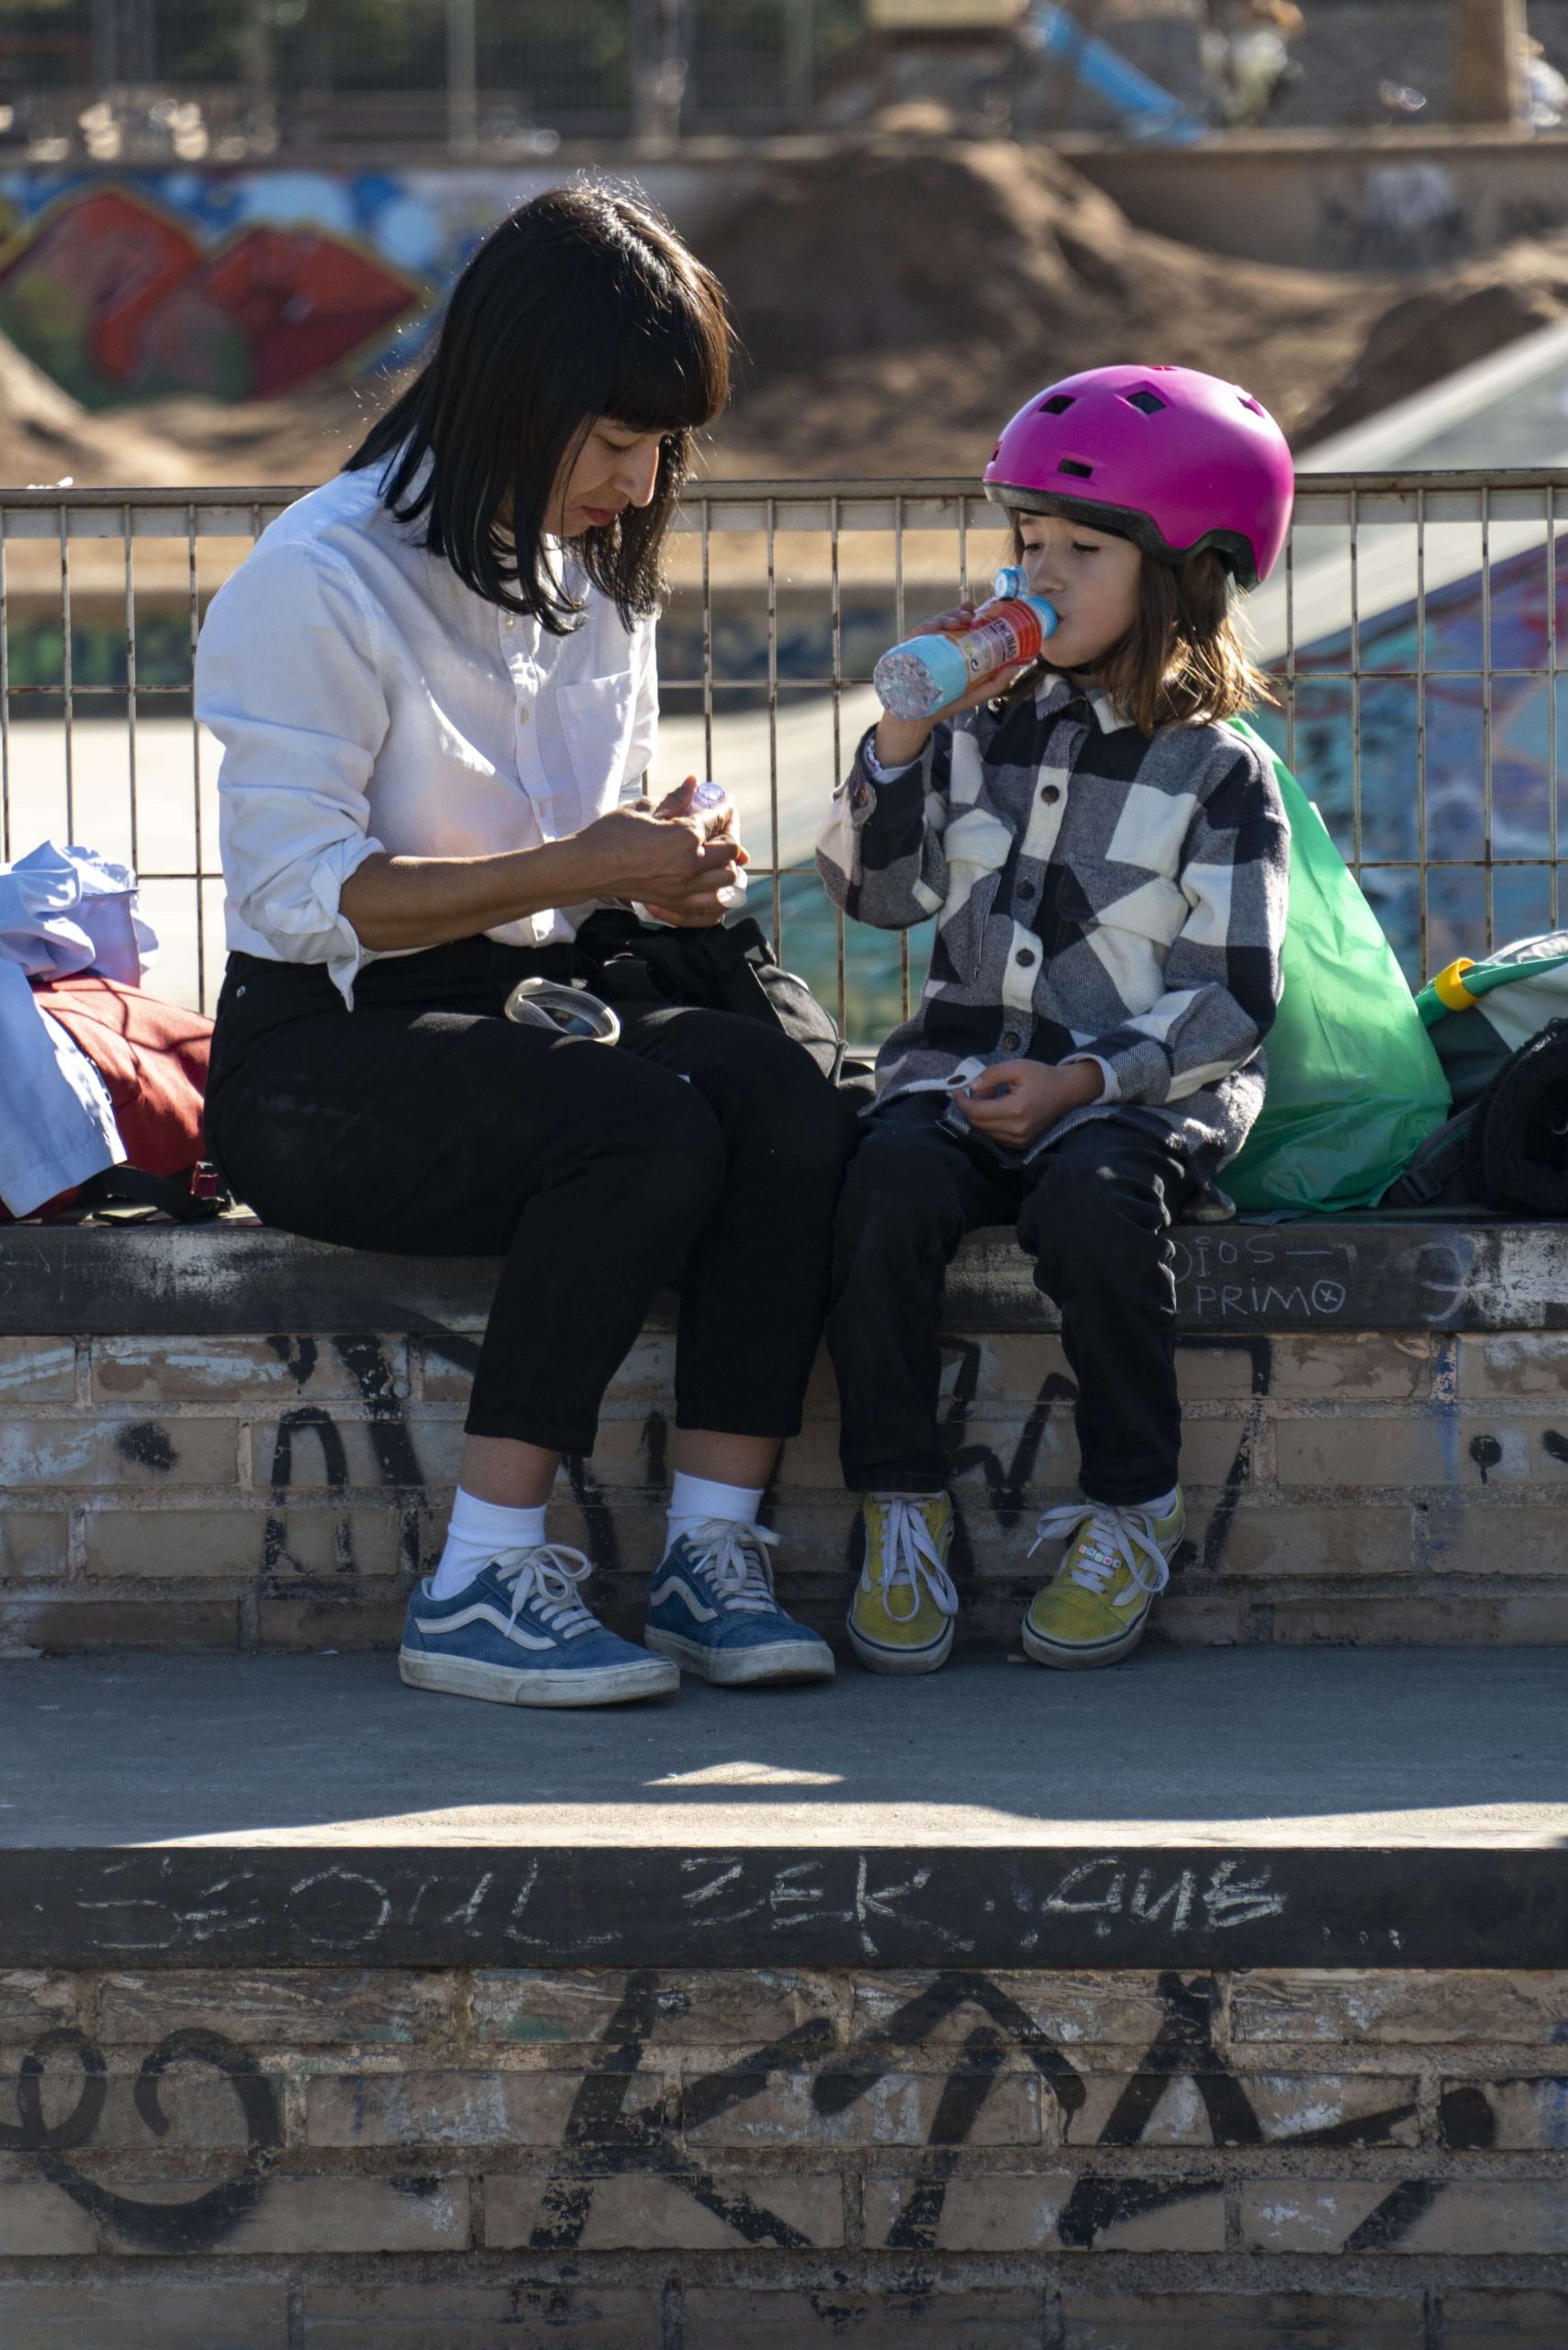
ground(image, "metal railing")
xmin=0 ymin=0 xmax=858 ymax=158
xmin=0 ymin=473 xmax=1562 ymax=1035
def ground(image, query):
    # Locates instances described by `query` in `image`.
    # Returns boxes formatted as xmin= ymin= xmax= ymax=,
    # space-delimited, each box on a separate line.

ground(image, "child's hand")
xmin=874 ymin=658 xmax=1032 ymax=770
xmin=873 ymin=600 xmax=1035 ymax=771
xmin=951 ymin=1059 xmax=1103 ymax=1151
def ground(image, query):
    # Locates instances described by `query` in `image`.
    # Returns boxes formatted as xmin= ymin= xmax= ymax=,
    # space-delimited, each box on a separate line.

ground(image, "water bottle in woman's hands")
xmin=874 ymin=567 xmax=1058 ymax=722
xmin=637 ymin=778 xmax=747 ymax=925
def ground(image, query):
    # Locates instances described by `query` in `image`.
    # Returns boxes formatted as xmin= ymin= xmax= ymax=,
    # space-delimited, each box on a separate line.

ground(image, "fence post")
xmin=633 ymin=0 xmax=689 ymax=150
xmin=89 ymin=0 xmax=119 ymax=93
xmin=241 ymin=0 xmax=276 ymax=153
xmin=1451 ymin=0 xmax=1527 ymax=124
xmin=448 ymin=0 xmax=480 ymax=155
xmin=786 ymin=0 xmax=816 ymax=124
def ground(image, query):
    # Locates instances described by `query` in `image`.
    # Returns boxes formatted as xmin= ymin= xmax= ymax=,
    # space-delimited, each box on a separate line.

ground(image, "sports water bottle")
xmin=873 ymin=566 xmax=1058 ymax=722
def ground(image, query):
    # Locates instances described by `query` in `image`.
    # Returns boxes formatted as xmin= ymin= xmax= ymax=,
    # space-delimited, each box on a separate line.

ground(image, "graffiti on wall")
xmin=0 ymin=1972 xmax=1501 ymax=2256
xmin=0 ymin=165 xmax=571 ymax=406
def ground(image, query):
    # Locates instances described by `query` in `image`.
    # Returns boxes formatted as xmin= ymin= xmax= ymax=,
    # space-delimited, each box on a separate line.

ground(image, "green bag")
xmin=1221 ymin=718 xmax=1450 ymax=1214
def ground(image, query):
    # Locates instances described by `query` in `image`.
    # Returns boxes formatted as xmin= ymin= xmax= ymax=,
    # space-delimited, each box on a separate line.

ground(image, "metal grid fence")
xmin=0 ymin=472 xmax=1562 ymax=1035
xmin=0 ymin=0 xmax=853 ymax=154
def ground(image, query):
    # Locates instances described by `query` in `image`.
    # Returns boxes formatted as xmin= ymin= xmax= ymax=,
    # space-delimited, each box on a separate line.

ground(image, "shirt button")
xmin=519 ymin=708 xmax=531 ymax=725
xmin=1040 ymin=783 xmax=1060 ymax=804
xmin=1002 ymin=1029 xmax=1021 ymax=1050
xmin=505 ymin=616 xmax=517 ymax=632
xmin=1016 ymin=947 xmax=1036 ymax=968
xmin=1015 ymin=879 xmax=1036 ymax=901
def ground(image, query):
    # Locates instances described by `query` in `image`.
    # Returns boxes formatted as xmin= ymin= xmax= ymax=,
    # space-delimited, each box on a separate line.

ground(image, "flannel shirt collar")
xmin=1033 ymin=666 xmax=1136 ymax=736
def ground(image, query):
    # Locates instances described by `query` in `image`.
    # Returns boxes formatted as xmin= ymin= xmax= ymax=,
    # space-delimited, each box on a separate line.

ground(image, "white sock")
xmin=429 ymin=1490 xmax=549 ymax=1599
xmin=666 ymin=1470 xmax=766 ymax=1552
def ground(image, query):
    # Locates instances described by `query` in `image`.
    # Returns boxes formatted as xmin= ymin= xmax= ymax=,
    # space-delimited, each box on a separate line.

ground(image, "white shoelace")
xmin=870 ymin=1497 xmax=959 ymax=1623
xmin=490 ymin=1545 xmax=599 ymax=1640
xmin=1027 ymin=1503 xmax=1172 ymax=1609
xmin=682 ymin=1519 xmax=780 ymax=1613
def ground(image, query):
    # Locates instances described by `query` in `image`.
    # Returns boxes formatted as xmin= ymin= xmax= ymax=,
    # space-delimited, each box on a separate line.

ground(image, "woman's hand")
xmin=951 ymin=1059 xmax=1103 ymax=1152
xmin=337 ymin=787 xmax=744 ymax=953
xmin=632 ymin=774 xmax=747 ymax=926
xmin=575 ymin=795 xmax=743 ymax=927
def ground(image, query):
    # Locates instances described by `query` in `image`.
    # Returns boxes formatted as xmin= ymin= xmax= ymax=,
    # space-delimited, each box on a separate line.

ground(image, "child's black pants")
xmin=827 ymin=1092 xmax=1194 ymax=1505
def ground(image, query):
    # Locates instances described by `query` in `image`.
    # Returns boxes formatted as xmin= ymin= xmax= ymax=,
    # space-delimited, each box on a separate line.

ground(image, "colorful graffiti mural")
xmin=0 ymin=165 xmax=576 ymax=405
xmin=1253 ymin=531 xmax=1568 ymax=979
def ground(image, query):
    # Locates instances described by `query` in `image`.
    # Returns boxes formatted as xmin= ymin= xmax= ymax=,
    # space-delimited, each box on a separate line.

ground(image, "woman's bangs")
xmin=604 ymin=301 xmax=727 ymax=437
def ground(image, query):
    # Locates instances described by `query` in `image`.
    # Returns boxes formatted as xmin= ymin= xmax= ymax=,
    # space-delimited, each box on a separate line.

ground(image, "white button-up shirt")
xmin=196 ymin=460 xmax=658 ymax=1006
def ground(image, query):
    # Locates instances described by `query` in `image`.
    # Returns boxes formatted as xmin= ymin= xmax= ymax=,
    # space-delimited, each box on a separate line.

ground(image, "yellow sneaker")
xmin=1021 ymin=1490 xmax=1184 ymax=1671
xmin=847 ymin=1494 xmax=959 ymax=1675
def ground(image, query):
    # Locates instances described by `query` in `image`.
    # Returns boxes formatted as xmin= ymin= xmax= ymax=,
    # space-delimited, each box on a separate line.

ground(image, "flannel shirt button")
xmin=1015 ymin=947 xmax=1036 ymax=968
xmin=1039 ymin=784 xmax=1060 ymax=804
xmin=1002 ymin=1030 xmax=1022 ymax=1050
xmin=1015 ymin=879 xmax=1036 ymax=901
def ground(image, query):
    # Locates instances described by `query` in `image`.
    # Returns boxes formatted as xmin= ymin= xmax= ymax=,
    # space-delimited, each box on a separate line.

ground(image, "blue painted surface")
xmin=1028 ymin=2 xmax=1205 ymax=141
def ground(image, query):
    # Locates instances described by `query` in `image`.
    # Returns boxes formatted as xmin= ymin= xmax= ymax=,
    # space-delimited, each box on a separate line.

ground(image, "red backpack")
xmin=1 ymin=975 xmax=215 ymax=1224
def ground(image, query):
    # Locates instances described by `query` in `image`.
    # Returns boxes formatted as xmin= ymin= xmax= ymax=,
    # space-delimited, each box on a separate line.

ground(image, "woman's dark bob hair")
xmin=349 ymin=183 xmax=732 ymax=633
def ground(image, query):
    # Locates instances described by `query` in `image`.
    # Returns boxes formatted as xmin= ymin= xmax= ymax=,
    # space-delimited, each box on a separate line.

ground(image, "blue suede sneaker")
xmin=399 ymin=1545 xmax=678 ymax=1708
xmin=644 ymin=1519 xmax=836 ymax=1687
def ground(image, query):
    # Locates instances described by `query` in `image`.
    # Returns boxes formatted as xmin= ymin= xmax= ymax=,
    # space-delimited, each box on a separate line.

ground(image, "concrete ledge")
xmin=0 ymin=1215 xmax=1562 ymax=1336
xmin=0 ymin=1649 xmax=1564 ymax=1968
xmin=0 ymin=1653 xmax=1562 ymax=2328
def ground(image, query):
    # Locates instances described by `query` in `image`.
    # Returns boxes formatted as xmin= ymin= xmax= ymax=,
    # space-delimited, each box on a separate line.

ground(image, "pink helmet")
xmin=983 ymin=364 xmax=1294 ymax=589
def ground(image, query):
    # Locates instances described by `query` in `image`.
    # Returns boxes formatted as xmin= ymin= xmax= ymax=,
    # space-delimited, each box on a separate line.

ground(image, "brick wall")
xmin=0 ymin=1319 xmax=1560 ymax=1652
xmin=1 ymin=1963 xmax=1566 ymax=2342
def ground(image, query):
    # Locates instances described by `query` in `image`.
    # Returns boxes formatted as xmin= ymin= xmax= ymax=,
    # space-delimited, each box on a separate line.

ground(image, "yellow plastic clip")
xmin=1430 ymin=957 xmax=1479 ymax=1013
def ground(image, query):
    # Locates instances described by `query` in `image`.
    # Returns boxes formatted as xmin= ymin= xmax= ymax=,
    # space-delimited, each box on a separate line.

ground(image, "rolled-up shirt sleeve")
xmin=196 ymin=541 xmax=391 ymax=1005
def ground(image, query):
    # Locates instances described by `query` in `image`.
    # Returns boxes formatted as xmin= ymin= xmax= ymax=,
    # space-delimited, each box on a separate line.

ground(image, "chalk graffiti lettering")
xmin=61 ymin=1849 xmax=1289 ymax=1962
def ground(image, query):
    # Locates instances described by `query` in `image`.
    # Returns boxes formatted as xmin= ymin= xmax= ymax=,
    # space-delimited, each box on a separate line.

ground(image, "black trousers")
xmin=204 ymin=935 xmax=854 ymax=1459
xmin=826 ymin=1093 xmax=1195 ymax=1505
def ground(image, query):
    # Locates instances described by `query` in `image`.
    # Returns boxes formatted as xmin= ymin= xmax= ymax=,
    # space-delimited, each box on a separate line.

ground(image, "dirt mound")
xmin=1300 ymin=238 xmax=1568 ymax=446
xmin=9 ymin=139 xmax=1562 ymax=495
xmin=0 ymin=331 xmax=195 ymax=489
xmin=700 ymin=140 xmax=1389 ymax=476
xmin=0 ymin=331 xmax=403 ymax=493
xmin=122 ymin=380 xmax=401 ymax=487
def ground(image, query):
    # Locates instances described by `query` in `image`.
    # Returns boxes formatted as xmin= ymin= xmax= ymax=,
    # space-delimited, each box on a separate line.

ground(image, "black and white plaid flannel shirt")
xmin=816 ymin=671 xmax=1290 ymax=1167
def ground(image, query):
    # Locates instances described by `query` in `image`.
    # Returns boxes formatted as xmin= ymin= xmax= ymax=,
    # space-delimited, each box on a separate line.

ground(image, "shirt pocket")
xmin=1070 ymin=855 xmax=1188 ymax=1014
xmin=936 ymin=804 xmax=1014 ymax=984
xmin=556 ymin=671 xmax=635 ymax=817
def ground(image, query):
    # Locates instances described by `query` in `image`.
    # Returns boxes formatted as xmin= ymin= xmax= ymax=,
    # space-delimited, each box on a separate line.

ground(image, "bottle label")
xmin=953 ymin=602 xmax=1043 ymax=685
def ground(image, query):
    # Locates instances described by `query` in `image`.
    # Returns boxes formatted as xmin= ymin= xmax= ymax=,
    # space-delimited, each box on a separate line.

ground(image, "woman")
xmin=197 ymin=187 xmax=848 ymax=1709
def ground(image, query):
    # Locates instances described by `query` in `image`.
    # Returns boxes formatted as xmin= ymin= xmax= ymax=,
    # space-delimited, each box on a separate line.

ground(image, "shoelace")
xmin=682 ymin=1518 xmax=781 ymax=1613
xmin=871 ymin=1496 xmax=959 ymax=1623
xmin=1027 ymin=1503 xmax=1171 ymax=1609
xmin=490 ymin=1544 xmax=599 ymax=1640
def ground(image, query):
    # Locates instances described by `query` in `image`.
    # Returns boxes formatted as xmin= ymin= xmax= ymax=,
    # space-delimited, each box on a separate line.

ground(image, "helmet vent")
xmin=1058 ymin=458 xmax=1093 ymax=478
xmin=1037 ymin=394 xmax=1075 ymax=414
xmin=1238 ymin=394 xmax=1265 ymax=415
xmin=1124 ymin=389 xmax=1166 ymax=415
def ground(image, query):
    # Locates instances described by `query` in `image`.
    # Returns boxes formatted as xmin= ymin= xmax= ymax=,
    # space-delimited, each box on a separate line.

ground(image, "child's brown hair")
xmin=1006 ymin=517 xmax=1274 ymax=735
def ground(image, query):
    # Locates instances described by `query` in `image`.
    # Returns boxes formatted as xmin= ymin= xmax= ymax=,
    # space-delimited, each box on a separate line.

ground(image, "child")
xmin=817 ymin=364 xmax=1294 ymax=1674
